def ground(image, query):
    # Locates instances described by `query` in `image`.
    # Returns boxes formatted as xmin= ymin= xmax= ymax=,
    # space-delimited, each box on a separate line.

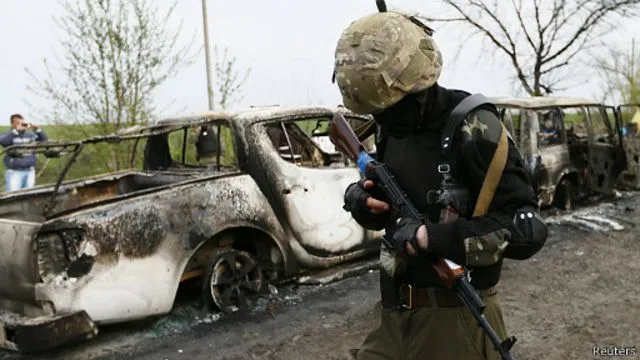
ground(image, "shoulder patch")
xmin=460 ymin=108 xmax=502 ymax=144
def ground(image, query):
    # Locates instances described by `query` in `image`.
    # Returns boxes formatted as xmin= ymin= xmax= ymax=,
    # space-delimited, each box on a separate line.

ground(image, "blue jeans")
xmin=4 ymin=168 xmax=35 ymax=192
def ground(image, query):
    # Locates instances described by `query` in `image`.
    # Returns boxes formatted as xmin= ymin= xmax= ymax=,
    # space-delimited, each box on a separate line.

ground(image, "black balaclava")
xmin=373 ymin=84 xmax=451 ymax=136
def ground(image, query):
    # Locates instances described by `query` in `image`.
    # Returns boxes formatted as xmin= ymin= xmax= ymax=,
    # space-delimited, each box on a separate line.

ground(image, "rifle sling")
xmin=473 ymin=123 xmax=508 ymax=217
xmin=355 ymin=119 xmax=376 ymax=142
xmin=440 ymin=93 xmax=507 ymax=217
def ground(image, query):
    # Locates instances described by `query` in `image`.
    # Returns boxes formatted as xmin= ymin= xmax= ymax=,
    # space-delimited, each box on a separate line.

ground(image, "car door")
xmin=616 ymin=104 xmax=640 ymax=186
xmin=263 ymin=118 xmax=381 ymax=256
xmin=584 ymin=105 xmax=626 ymax=194
xmin=617 ymin=104 xmax=640 ymax=135
xmin=603 ymin=105 xmax=627 ymax=149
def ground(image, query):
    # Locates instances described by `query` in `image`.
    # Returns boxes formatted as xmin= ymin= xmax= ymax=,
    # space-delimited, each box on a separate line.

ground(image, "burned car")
xmin=490 ymin=97 xmax=627 ymax=209
xmin=616 ymin=103 xmax=640 ymax=188
xmin=0 ymin=106 xmax=381 ymax=352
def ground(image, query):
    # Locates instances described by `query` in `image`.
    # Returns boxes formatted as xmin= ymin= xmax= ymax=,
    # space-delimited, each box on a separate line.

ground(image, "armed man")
xmin=333 ymin=7 xmax=548 ymax=360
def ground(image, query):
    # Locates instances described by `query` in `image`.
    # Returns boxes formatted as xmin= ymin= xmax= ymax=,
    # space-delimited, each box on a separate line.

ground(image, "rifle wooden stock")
xmin=433 ymin=259 xmax=465 ymax=288
xmin=329 ymin=114 xmax=363 ymax=162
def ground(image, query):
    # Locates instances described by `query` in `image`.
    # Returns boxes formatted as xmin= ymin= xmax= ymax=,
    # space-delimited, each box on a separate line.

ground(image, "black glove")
xmin=390 ymin=217 xmax=424 ymax=256
xmin=343 ymin=179 xmax=392 ymax=231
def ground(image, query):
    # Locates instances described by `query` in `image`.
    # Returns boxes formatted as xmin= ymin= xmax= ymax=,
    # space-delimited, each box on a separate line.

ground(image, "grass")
xmin=0 ymin=123 xmax=239 ymax=193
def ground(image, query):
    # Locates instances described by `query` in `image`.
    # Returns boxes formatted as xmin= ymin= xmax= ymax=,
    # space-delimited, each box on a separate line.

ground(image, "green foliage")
xmin=0 ymin=123 xmax=238 ymax=192
xmin=295 ymin=119 xmax=327 ymax=136
xmin=595 ymin=38 xmax=640 ymax=107
xmin=563 ymin=112 xmax=584 ymax=125
xmin=166 ymin=125 xmax=236 ymax=167
xmin=24 ymin=0 xmax=198 ymax=174
xmin=213 ymin=46 xmax=251 ymax=110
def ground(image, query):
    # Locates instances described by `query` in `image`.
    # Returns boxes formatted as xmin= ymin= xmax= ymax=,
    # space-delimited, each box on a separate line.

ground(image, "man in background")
xmin=0 ymin=114 xmax=48 ymax=191
xmin=195 ymin=125 xmax=219 ymax=167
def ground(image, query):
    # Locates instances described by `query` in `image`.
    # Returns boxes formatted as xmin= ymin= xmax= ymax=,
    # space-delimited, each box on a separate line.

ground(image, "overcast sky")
xmin=0 ymin=0 xmax=638 ymax=123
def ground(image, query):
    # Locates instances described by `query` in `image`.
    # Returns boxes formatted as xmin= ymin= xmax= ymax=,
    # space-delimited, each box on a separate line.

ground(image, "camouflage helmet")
xmin=333 ymin=12 xmax=443 ymax=114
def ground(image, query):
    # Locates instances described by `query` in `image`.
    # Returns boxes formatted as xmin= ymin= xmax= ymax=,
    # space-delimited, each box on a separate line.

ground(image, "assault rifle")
xmin=329 ymin=113 xmax=518 ymax=360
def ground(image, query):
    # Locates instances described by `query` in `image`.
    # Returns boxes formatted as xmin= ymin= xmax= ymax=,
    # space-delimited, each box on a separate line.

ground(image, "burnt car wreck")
xmin=616 ymin=104 xmax=640 ymax=188
xmin=491 ymin=97 xmax=627 ymax=209
xmin=0 ymin=106 xmax=382 ymax=352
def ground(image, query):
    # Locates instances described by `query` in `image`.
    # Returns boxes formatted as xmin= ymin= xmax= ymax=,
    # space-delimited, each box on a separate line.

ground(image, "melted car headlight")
xmin=35 ymin=233 xmax=67 ymax=280
xmin=35 ymin=229 xmax=85 ymax=280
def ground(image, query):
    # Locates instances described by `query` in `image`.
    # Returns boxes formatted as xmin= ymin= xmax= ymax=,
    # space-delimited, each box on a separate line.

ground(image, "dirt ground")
xmin=2 ymin=194 xmax=639 ymax=360
xmin=137 ymin=193 xmax=640 ymax=360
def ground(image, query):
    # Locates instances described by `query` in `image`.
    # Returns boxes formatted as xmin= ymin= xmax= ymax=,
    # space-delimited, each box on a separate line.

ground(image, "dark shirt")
xmin=0 ymin=128 xmax=48 ymax=170
xmin=196 ymin=126 xmax=219 ymax=159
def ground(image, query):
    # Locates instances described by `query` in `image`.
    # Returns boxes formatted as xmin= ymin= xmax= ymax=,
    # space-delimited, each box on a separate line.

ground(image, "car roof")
xmin=488 ymin=96 xmax=601 ymax=108
xmin=154 ymin=105 xmax=371 ymax=127
xmin=113 ymin=105 xmax=371 ymax=136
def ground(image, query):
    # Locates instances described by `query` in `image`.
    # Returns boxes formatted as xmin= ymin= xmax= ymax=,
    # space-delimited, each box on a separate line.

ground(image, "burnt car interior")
xmin=145 ymin=122 xmax=238 ymax=172
xmin=499 ymin=103 xmax=625 ymax=205
xmin=563 ymin=107 xmax=590 ymax=176
xmin=538 ymin=108 xmax=564 ymax=146
xmin=0 ymin=121 xmax=237 ymax=221
xmin=620 ymin=105 xmax=640 ymax=135
xmin=265 ymin=117 xmax=374 ymax=168
xmin=618 ymin=105 xmax=640 ymax=185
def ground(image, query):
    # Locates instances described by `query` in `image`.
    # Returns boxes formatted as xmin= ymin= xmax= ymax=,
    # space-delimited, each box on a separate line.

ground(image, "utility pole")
xmin=202 ymin=0 xmax=215 ymax=110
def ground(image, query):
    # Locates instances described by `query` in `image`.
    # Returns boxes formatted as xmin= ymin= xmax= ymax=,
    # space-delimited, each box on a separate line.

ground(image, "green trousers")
xmin=356 ymin=294 xmax=508 ymax=360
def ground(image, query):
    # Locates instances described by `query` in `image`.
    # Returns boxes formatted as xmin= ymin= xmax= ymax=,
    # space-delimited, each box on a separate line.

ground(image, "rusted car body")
xmin=490 ymin=97 xmax=627 ymax=208
xmin=0 ymin=106 xmax=381 ymax=352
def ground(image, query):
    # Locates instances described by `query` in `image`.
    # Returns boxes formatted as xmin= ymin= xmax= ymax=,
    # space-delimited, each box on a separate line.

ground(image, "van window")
xmin=562 ymin=107 xmax=588 ymax=140
xmin=537 ymin=108 xmax=564 ymax=146
xmin=498 ymin=107 xmax=522 ymax=144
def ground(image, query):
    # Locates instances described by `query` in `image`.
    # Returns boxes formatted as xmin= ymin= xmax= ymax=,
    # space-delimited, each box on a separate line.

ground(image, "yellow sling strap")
xmin=472 ymin=123 xmax=509 ymax=217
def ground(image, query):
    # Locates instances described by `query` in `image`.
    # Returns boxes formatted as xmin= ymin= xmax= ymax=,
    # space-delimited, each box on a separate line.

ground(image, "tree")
xmin=213 ymin=46 xmax=250 ymax=110
xmin=595 ymin=38 xmax=640 ymax=104
xmin=424 ymin=0 xmax=640 ymax=96
xmin=26 ymin=0 xmax=198 ymax=171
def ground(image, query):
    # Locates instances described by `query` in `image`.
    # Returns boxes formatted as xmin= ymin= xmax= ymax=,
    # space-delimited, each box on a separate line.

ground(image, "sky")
xmin=0 ymin=0 xmax=638 ymax=123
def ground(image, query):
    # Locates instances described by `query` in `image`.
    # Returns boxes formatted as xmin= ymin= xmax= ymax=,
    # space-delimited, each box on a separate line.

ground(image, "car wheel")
xmin=553 ymin=178 xmax=575 ymax=211
xmin=202 ymin=250 xmax=264 ymax=314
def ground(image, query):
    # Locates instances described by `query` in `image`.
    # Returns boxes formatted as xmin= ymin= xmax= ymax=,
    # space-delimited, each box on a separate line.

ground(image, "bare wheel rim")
xmin=209 ymin=251 xmax=263 ymax=313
